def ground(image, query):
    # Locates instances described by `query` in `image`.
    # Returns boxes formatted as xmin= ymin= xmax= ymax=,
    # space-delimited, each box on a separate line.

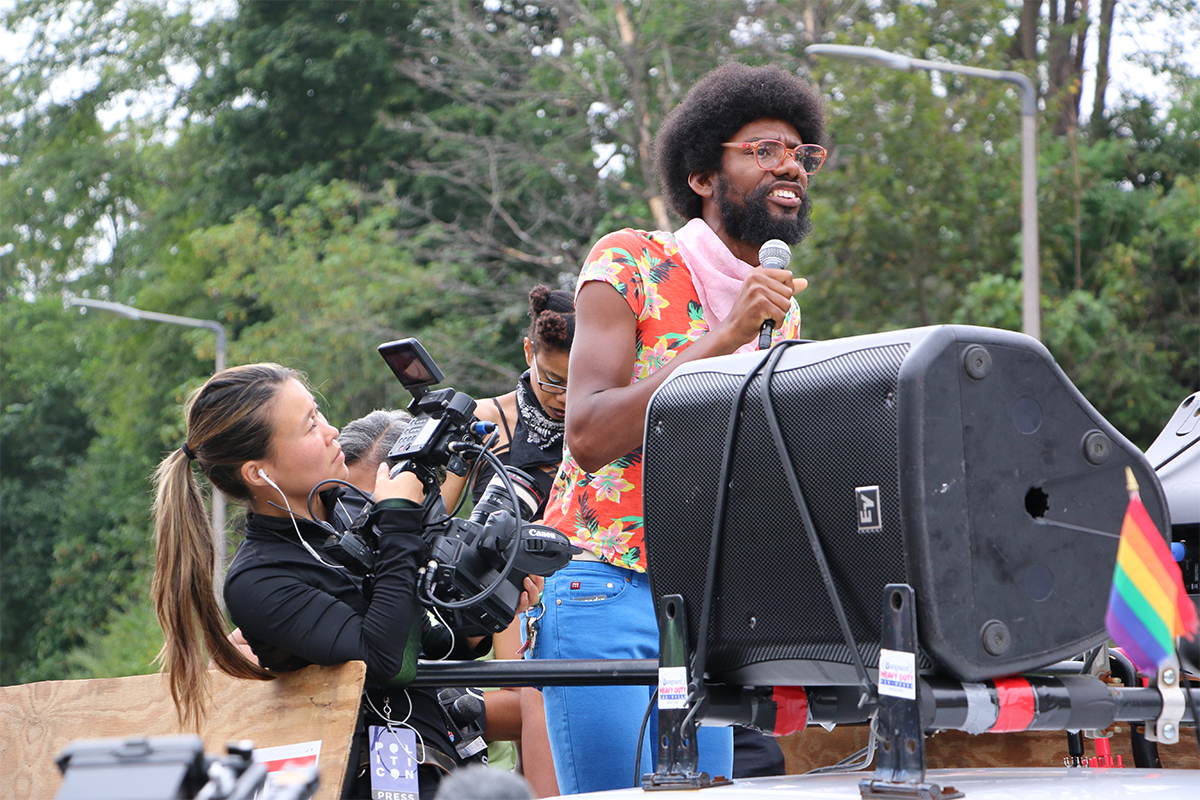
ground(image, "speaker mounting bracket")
xmin=644 ymin=594 xmax=731 ymax=791
xmin=859 ymin=585 xmax=963 ymax=800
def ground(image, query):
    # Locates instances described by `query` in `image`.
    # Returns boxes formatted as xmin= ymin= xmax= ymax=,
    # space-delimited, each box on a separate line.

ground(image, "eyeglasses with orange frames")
xmin=722 ymin=139 xmax=827 ymax=175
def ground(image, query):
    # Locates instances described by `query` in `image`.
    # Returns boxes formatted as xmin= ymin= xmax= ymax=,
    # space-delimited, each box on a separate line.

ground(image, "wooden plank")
xmin=0 ymin=661 xmax=365 ymax=800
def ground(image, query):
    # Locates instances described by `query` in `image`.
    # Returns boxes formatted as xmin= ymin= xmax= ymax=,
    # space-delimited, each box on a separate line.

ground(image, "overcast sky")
xmin=2 ymin=0 xmax=1197 ymax=129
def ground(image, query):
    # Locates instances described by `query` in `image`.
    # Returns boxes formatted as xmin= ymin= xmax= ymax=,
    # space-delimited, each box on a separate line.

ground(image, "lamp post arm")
xmin=69 ymin=299 xmax=227 ymax=371
xmin=132 ymin=310 xmax=226 ymax=372
xmin=906 ymin=58 xmax=1038 ymax=116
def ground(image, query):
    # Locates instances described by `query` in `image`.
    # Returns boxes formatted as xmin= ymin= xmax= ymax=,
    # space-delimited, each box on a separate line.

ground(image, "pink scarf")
xmin=673 ymin=218 xmax=759 ymax=353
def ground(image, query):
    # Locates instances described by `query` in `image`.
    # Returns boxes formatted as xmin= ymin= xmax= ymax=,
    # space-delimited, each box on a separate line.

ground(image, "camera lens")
xmin=470 ymin=466 xmax=545 ymax=525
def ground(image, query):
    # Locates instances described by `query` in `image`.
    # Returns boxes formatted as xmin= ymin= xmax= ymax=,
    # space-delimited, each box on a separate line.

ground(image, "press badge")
xmin=369 ymin=725 xmax=420 ymax=800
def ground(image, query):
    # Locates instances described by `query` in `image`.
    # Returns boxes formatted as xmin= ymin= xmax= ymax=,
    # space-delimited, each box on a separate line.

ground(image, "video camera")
xmin=323 ymin=338 xmax=576 ymax=635
xmin=54 ymin=735 xmax=317 ymax=800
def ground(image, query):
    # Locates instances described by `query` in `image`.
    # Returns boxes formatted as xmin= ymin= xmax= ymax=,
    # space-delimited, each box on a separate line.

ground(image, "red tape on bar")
xmin=990 ymin=676 xmax=1035 ymax=732
xmin=772 ymin=686 xmax=808 ymax=735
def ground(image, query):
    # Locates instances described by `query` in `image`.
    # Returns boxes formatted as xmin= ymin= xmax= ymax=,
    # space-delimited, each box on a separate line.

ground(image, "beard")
xmin=715 ymin=176 xmax=813 ymax=246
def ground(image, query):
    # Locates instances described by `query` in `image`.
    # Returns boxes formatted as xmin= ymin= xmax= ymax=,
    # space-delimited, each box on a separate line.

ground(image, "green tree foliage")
xmin=0 ymin=0 xmax=215 ymax=296
xmin=60 ymin=581 xmax=162 ymax=680
xmin=191 ymin=179 xmax=527 ymax=407
xmin=803 ymin=1 xmax=1198 ymax=446
xmin=184 ymin=0 xmax=431 ymax=224
xmin=0 ymin=298 xmax=95 ymax=683
xmin=2 ymin=0 xmax=1197 ymax=685
xmin=1031 ymin=87 xmax=1200 ymax=443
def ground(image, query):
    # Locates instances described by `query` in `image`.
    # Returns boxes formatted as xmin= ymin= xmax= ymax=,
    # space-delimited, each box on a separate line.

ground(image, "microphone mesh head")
xmin=758 ymin=239 xmax=792 ymax=269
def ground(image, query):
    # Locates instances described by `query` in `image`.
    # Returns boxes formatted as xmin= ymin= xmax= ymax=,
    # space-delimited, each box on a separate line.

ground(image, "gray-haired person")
xmin=338 ymin=409 xmax=412 ymax=493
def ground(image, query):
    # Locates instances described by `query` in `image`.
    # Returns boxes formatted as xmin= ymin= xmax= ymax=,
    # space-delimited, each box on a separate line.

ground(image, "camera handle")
xmin=387 ymin=459 xmax=452 ymax=521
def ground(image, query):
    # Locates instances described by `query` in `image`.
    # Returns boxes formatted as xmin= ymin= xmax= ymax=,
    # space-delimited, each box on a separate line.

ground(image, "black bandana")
xmin=510 ymin=371 xmax=565 ymax=468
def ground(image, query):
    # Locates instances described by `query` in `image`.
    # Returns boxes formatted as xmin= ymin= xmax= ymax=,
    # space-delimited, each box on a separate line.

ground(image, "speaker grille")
xmin=645 ymin=343 xmax=916 ymax=678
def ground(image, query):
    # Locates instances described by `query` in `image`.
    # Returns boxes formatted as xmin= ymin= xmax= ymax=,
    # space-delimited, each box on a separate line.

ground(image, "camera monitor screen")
xmin=378 ymin=339 xmax=444 ymax=392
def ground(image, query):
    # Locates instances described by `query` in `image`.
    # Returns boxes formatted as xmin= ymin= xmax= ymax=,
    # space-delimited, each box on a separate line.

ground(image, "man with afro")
xmin=537 ymin=62 xmax=827 ymax=793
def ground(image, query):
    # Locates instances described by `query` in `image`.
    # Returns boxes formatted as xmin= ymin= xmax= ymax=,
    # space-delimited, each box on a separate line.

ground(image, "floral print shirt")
xmin=543 ymin=228 xmax=803 ymax=573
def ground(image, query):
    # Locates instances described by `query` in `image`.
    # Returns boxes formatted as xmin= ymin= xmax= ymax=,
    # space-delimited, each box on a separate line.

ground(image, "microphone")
xmin=757 ymin=239 xmax=791 ymax=350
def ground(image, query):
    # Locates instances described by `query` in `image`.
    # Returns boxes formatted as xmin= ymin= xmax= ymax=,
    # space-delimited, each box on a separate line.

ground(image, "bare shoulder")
xmin=474 ymin=390 xmax=517 ymax=423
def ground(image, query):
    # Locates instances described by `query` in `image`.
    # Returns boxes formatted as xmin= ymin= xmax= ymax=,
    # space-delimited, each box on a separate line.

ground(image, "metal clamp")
xmin=644 ymin=594 xmax=730 ymax=791
xmin=1147 ymin=657 xmax=1185 ymax=744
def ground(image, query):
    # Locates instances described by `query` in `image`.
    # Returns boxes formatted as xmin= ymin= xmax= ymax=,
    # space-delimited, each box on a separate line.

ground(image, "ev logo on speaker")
xmin=855 ymin=485 xmax=882 ymax=532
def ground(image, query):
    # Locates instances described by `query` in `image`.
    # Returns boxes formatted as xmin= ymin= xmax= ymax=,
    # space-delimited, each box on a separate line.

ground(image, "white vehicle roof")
xmin=574 ymin=767 xmax=1200 ymax=799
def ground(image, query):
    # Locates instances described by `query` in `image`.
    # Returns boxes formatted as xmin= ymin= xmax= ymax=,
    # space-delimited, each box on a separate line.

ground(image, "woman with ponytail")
xmin=152 ymin=364 xmax=486 ymax=796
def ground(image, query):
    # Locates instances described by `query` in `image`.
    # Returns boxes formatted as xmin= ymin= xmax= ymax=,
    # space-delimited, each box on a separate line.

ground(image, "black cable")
xmin=633 ymin=689 xmax=659 ymax=787
xmin=758 ymin=341 xmax=873 ymax=700
xmin=684 ymin=347 xmax=775 ymax=731
xmin=443 ymin=430 xmax=500 ymax=521
xmin=419 ymin=447 xmax=526 ymax=612
xmin=311 ymin=435 xmax=527 ymax=620
xmin=409 ymin=435 xmax=496 ymax=529
xmin=306 ymin=478 xmax=376 ymax=519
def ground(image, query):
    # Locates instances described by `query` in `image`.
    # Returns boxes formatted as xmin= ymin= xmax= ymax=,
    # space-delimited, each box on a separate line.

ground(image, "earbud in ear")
xmin=257 ymin=468 xmax=283 ymax=496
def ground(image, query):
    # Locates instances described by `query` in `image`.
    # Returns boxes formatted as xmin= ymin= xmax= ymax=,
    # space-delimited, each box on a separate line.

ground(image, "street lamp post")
xmin=805 ymin=44 xmax=1041 ymax=341
xmin=67 ymin=298 xmax=231 ymax=584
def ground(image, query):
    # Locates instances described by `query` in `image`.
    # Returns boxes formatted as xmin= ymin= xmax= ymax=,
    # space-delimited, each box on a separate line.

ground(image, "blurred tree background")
xmin=2 ymin=0 xmax=1197 ymax=684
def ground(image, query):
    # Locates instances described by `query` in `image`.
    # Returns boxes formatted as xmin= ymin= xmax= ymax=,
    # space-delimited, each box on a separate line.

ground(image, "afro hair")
xmin=654 ymin=62 xmax=826 ymax=221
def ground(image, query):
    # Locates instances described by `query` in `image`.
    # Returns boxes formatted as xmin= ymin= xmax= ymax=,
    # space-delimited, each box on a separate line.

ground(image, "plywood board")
xmin=0 ymin=661 xmax=365 ymax=800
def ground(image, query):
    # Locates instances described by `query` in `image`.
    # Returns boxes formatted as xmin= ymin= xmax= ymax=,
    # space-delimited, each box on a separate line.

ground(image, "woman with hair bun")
xmin=442 ymin=284 xmax=576 ymax=517
xmin=440 ymin=285 xmax=574 ymax=797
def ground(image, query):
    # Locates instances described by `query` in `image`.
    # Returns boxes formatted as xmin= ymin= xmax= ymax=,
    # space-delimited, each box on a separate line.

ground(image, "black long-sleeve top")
xmin=223 ymin=491 xmax=488 ymax=780
xmin=224 ymin=492 xmax=426 ymax=684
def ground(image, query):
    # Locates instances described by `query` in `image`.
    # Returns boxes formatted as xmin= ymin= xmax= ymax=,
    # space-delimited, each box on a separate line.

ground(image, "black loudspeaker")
xmin=643 ymin=325 xmax=1169 ymax=685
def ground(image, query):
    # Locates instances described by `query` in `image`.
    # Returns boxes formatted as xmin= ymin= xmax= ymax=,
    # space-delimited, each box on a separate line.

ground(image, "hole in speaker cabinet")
xmin=666 ymin=600 xmax=678 ymax=619
xmin=1025 ymin=486 xmax=1049 ymax=519
xmin=890 ymin=591 xmax=904 ymax=611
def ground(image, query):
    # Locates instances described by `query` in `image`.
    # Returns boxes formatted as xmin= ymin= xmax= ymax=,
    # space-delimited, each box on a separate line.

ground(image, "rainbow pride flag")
xmin=1104 ymin=468 xmax=1199 ymax=675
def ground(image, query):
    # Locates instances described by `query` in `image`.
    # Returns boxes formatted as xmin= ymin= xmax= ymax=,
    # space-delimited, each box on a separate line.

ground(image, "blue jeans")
xmin=534 ymin=561 xmax=733 ymax=794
